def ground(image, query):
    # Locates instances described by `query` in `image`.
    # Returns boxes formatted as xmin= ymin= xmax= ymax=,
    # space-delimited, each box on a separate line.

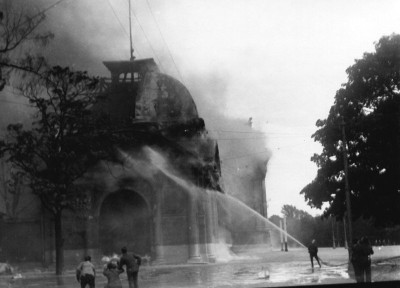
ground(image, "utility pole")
xmin=332 ymin=217 xmax=336 ymax=249
xmin=341 ymin=117 xmax=353 ymax=259
xmin=279 ymin=219 xmax=284 ymax=251
xmin=283 ymin=216 xmax=288 ymax=252
xmin=128 ymin=0 xmax=135 ymax=61
xmin=343 ymin=216 xmax=348 ymax=250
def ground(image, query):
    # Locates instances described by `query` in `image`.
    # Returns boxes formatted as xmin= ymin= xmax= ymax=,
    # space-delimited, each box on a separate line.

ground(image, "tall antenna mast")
xmin=129 ymin=0 xmax=135 ymax=61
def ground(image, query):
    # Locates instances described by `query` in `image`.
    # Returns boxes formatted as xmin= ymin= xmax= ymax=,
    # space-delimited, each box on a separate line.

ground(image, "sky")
xmin=16 ymin=0 xmax=400 ymax=216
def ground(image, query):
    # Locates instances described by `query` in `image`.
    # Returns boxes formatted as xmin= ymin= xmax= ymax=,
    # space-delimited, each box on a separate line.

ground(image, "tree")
xmin=280 ymin=205 xmax=315 ymax=246
xmin=281 ymin=204 xmax=311 ymax=220
xmin=268 ymin=214 xmax=282 ymax=227
xmin=301 ymin=34 xmax=400 ymax=227
xmin=0 ymin=164 xmax=25 ymax=219
xmin=0 ymin=0 xmax=53 ymax=90
xmin=0 ymin=66 xmax=111 ymax=274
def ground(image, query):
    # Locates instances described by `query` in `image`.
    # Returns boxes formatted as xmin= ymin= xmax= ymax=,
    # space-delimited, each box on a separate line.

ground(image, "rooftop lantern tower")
xmin=100 ymin=0 xmax=159 ymax=121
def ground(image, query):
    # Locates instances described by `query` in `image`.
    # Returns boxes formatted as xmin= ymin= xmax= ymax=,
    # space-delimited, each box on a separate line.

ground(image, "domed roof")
xmin=135 ymin=72 xmax=198 ymax=122
xmin=100 ymin=59 xmax=198 ymax=124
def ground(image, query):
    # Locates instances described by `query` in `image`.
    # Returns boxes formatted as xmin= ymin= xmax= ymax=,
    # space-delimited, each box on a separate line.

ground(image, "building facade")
xmin=0 ymin=58 xmax=271 ymax=266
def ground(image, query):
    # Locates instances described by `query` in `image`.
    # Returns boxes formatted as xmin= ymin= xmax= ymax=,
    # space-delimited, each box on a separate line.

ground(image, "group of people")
xmin=76 ymin=246 xmax=142 ymax=288
xmin=77 ymin=239 xmax=374 ymax=286
xmin=307 ymin=237 xmax=374 ymax=283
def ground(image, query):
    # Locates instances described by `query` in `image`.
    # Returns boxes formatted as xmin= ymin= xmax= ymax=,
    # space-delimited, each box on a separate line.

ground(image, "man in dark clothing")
xmin=357 ymin=237 xmax=374 ymax=282
xmin=308 ymin=239 xmax=321 ymax=272
xmin=351 ymin=238 xmax=363 ymax=282
xmin=118 ymin=246 xmax=142 ymax=288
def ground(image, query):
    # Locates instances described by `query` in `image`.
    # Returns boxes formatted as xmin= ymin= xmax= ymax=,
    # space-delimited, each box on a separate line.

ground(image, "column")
xmin=85 ymin=215 xmax=100 ymax=259
xmin=153 ymin=190 xmax=165 ymax=264
xmin=283 ymin=216 xmax=288 ymax=252
xmin=187 ymin=193 xmax=201 ymax=263
xmin=261 ymin=179 xmax=268 ymax=218
xmin=254 ymin=179 xmax=267 ymax=244
xmin=84 ymin=194 xmax=99 ymax=259
xmin=205 ymin=192 xmax=216 ymax=263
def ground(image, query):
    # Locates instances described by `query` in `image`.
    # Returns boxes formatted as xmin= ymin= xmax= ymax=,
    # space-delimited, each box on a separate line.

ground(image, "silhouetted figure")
xmin=357 ymin=236 xmax=374 ymax=282
xmin=76 ymin=255 xmax=96 ymax=288
xmin=118 ymin=246 xmax=142 ymax=288
xmin=308 ymin=239 xmax=321 ymax=272
xmin=351 ymin=238 xmax=362 ymax=282
xmin=103 ymin=262 xmax=124 ymax=288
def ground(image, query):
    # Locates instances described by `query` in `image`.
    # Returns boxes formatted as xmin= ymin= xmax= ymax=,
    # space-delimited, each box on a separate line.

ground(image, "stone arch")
xmin=98 ymin=189 xmax=152 ymax=256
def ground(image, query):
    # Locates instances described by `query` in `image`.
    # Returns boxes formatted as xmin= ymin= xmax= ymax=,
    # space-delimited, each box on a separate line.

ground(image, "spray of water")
xmin=119 ymin=147 xmax=306 ymax=249
xmin=214 ymin=192 xmax=306 ymax=248
xmin=101 ymin=254 xmax=120 ymax=264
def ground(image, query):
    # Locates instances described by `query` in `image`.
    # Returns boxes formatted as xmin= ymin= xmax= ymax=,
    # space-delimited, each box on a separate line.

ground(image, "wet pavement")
xmin=2 ymin=247 xmax=400 ymax=287
xmin=1 ymin=262 xmax=351 ymax=288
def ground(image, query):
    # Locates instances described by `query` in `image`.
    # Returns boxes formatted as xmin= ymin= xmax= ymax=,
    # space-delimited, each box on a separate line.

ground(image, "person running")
xmin=118 ymin=246 xmax=142 ymax=288
xmin=308 ymin=239 xmax=321 ymax=272
xmin=103 ymin=262 xmax=124 ymax=288
xmin=76 ymin=255 xmax=96 ymax=288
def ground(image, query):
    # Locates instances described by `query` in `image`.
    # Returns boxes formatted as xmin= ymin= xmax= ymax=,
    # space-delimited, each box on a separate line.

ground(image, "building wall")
xmin=0 ymin=58 xmax=269 ymax=265
xmin=0 ymin=144 xmax=221 ymax=266
xmin=161 ymin=179 xmax=189 ymax=246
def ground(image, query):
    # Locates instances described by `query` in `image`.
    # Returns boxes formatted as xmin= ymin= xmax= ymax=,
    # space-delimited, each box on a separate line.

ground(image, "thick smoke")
xmin=30 ymin=0 xmax=170 ymax=76
xmin=183 ymin=71 xmax=271 ymax=249
xmin=185 ymin=71 xmax=270 ymax=195
xmin=2 ymin=0 xmax=271 ymax=207
xmin=35 ymin=0 xmax=271 ymax=194
xmin=3 ymin=0 xmax=271 ymax=216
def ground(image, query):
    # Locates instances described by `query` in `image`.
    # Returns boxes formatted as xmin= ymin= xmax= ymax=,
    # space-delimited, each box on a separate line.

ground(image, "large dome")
xmin=135 ymin=72 xmax=198 ymax=123
xmin=100 ymin=59 xmax=199 ymax=124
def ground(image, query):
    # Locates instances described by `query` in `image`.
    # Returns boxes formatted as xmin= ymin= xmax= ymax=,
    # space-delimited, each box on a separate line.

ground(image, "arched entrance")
xmin=99 ymin=189 xmax=151 ymax=256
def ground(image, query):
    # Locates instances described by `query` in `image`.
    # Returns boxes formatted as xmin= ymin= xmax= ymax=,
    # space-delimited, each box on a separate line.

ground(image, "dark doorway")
xmin=99 ymin=190 xmax=151 ymax=256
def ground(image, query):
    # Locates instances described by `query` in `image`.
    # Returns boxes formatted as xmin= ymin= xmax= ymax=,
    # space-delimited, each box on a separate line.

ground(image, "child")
xmin=103 ymin=262 xmax=124 ymax=288
xmin=76 ymin=256 xmax=96 ymax=288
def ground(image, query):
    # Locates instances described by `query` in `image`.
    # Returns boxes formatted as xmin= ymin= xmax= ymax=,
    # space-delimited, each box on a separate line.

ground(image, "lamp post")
xmin=283 ymin=216 xmax=288 ymax=252
xmin=279 ymin=219 xmax=284 ymax=251
xmin=332 ymin=217 xmax=336 ymax=249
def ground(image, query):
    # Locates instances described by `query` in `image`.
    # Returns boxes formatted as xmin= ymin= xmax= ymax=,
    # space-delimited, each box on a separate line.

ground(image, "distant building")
xmin=0 ymin=58 xmax=271 ymax=266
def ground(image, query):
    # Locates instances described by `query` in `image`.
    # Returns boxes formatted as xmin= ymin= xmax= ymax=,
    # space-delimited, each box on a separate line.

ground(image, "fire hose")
xmin=317 ymin=256 xmax=348 ymax=267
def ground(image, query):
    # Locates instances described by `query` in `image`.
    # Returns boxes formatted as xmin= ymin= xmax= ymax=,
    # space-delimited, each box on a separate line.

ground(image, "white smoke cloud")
xmin=3 ymin=0 xmax=272 ymax=213
xmin=184 ymin=70 xmax=270 ymax=191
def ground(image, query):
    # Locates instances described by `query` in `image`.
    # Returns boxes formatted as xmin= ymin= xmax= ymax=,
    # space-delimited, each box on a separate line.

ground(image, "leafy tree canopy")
xmin=0 ymin=66 xmax=108 ymax=215
xmin=301 ymin=34 xmax=400 ymax=227
xmin=281 ymin=204 xmax=312 ymax=220
xmin=0 ymin=65 xmax=118 ymax=274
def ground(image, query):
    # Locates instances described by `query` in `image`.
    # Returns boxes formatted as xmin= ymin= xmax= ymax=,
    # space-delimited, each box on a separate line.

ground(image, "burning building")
xmin=0 ymin=57 xmax=271 ymax=266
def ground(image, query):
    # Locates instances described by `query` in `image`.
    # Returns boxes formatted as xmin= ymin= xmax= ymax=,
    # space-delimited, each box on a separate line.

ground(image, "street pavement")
xmin=2 ymin=246 xmax=400 ymax=287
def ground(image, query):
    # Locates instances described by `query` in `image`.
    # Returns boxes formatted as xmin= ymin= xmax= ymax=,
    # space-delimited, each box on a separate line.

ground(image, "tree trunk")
xmin=54 ymin=210 xmax=64 ymax=275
